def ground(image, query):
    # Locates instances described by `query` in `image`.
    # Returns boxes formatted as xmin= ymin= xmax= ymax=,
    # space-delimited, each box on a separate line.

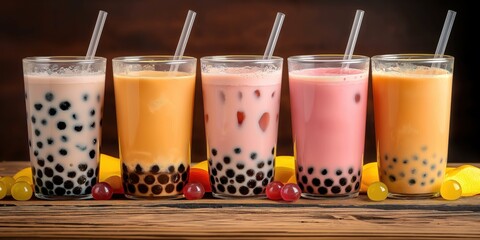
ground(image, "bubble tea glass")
xmin=372 ymin=54 xmax=453 ymax=198
xmin=201 ymin=55 xmax=282 ymax=198
xmin=113 ymin=56 xmax=196 ymax=199
xmin=23 ymin=56 xmax=106 ymax=200
xmin=288 ymin=55 xmax=369 ymax=199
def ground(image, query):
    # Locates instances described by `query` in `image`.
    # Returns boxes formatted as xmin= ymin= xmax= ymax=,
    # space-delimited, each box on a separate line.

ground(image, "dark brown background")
xmin=0 ymin=0 xmax=478 ymax=163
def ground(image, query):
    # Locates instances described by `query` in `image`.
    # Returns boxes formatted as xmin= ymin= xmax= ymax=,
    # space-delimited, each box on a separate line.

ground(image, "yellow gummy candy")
xmin=274 ymin=156 xmax=295 ymax=184
xmin=444 ymin=165 xmax=480 ymax=197
xmin=192 ymin=160 xmax=208 ymax=172
xmin=99 ymin=154 xmax=121 ymax=182
xmin=360 ymin=162 xmax=379 ymax=193
xmin=13 ymin=167 xmax=32 ymax=180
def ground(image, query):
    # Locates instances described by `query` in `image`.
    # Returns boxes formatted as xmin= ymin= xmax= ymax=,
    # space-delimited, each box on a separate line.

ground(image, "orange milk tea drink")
xmin=201 ymin=56 xmax=282 ymax=198
xmin=288 ymin=55 xmax=369 ymax=199
xmin=372 ymin=54 xmax=453 ymax=198
xmin=112 ymin=56 xmax=196 ymax=199
xmin=23 ymin=57 xmax=106 ymax=200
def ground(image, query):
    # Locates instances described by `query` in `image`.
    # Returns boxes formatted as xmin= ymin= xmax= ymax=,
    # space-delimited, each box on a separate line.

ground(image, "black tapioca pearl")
xmin=45 ymin=181 xmax=54 ymax=190
xmin=262 ymin=178 xmax=269 ymax=187
xmin=297 ymin=182 xmax=304 ymax=191
xmin=393 ymin=158 xmax=397 ymax=163
xmin=336 ymin=169 xmax=343 ymax=176
xmin=345 ymin=185 xmax=352 ymax=193
xmin=37 ymin=169 xmax=43 ymax=178
xmin=312 ymin=178 xmax=320 ymax=186
xmin=220 ymin=176 xmax=228 ymax=184
xmin=430 ymin=178 xmax=435 ymax=184
xmin=389 ymin=175 xmax=396 ymax=182
xmin=246 ymin=169 xmax=255 ymax=177
xmin=122 ymin=163 xmax=128 ymax=173
xmin=74 ymin=125 xmax=83 ymax=132
xmin=331 ymin=186 xmax=341 ymax=194
xmin=422 ymin=173 xmax=427 ymax=178
xmin=271 ymin=147 xmax=275 ymax=155
xmin=61 ymin=135 xmax=68 ymax=142
xmin=354 ymin=182 xmax=360 ymax=190
xmin=41 ymin=187 xmax=49 ymax=195
xmin=223 ymin=156 xmax=231 ymax=164
xmin=45 ymin=92 xmax=54 ymax=101
xmin=421 ymin=146 xmax=427 ymax=152
xmin=167 ymin=166 xmax=175 ymax=174
xmin=247 ymin=179 xmax=256 ymax=188
xmin=37 ymin=158 xmax=45 ymax=167
xmin=321 ymin=169 xmax=328 ymax=175
xmin=97 ymin=94 xmax=101 ymax=102
xmin=298 ymin=166 xmax=303 ymax=172
xmin=72 ymin=114 xmax=77 ymax=120
xmin=211 ymin=148 xmax=217 ymax=156
xmin=234 ymin=148 xmax=241 ymax=154
xmin=257 ymin=162 xmax=265 ymax=169
xmin=35 ymin=186 xmax=40 ymax=193
xmin=236 ymin=163 xmax=245 ymax=170
xmin=55 ymin=164 xmax=64 ymax=173
xmin=29 ymin=140 xmax=32 ymax=147
xmin=92 ymin=138 xmax=97 ymax=145
xmin=45 ymin=167 xmax=54 ymax=177
xmin=34 ymin=129 xmax=41 ymax=136
xmin=34 ymin=150 xmax=39 ymax=156
xmin=82 ymin=93 xmax=89 ymax=101
xmin=48 ymin=108 xmax=57 ymax=116
xmin=235 ymin=174 xmax=245 ymax=183
xmin=399 ymin=172 xmax=405 ymax=178
xmin=301 ymin=175 xmax=308 ymax=184
xmin=210 ymin=175 xmax=215 ymax=185
xmin=421 ymin=182 xmax=426 ymax=186
xmin=59 ymin=148 xmax=67 ymax=156
xmin=165 ymin=184 xmax=175 ymax=193
xmin=34 ymin=103 xmax=43 ymax=111
xmin=306 ymin=186 xmax=314 ymax=193
xmin=318 ymin=187 xmax=328 ymax=195
xmin=158 ymin=174 xmax=169 ymax=184
xmin=89 ymin=150 xmax=96 ymax=159
xmin=422 ymin=159 xmax=428 ymax=165
xmin=87 ymin=169 xmax=94 ymax=178
xmin=226 ymin=169 xmax=235 ymax=178
xmin=267 ymin=159 xmax=273 ymax=166
xmin=307 ymin=167 xmax=314 ymax=175
xmin=267 ymin=170 xmax=273 ymax=178
xmin=35 ymin=178 xmax=43 ymax=187
xmin=41 ymin=119 xmax=47 ymax=125
xmin=208 ymin=158 xmax=213 ymax=166
xmin=171 ymin=173 xmax=180 ymax=183
xmin=53 ymin=175 xmax=63 ymax=185
xmin=126 ymin=184 xmax=135 ymax=194
xmin=150 ymin=165 xmax=160 ymax=174
xmin=253 ymin=187 xmax=263 ymax=195
xmin=256 ymin=172 xmax=264 ymax=181
xmin=135 ymin=164 xmax=143 ymax=173
xmin=85 ymin=186 xmax=92 ymax=194
xmin=36 ymin=141 xmax=43 ymax=149
xmin=91 ymin=177 xmax=97 ymax=186
xmin=64 ymin=180 xmax=74 ymax=189
xmin=217 ymin=184 xmax=226 ymax=192
xmin=437 ymin=170 xmax=442 ymax=177
xmin=324 ymin=179 xmax=334 ymax=187
xmin=384 ymin=155 xmax=389 ymax=161
xmin=176 ymin=182 xmax=184 ymax=192
xmin=128 ymin=173 xmax=140 ymax=184
xmin=351 ymin=175 xmax=357 ymax=183
xmin=72 ymin=186 xmax=83 ymax=195
xmin=249 ymin=152 xmax=258 ymax=160
xmin=388 ymin=165 xmax=393 ymax=169
xmin=77 ymin=175 xmax=87 ymax=185
xmin=75 ymin=144 xmax=87 ymax=151
xmin=229 ymin=180 xmax=234 ymax=184
xmin=47 ymin=138 xmax=54 ymax=145
xmin=138 ymin=184 xmax=149 ymax=194
xmin=54 ymin=187 xmax=66 ymax=196
xmin=48 ymin=190 xmax=54 ymax=195
xmin=144 ymin=175 xmax=155 ymax=185
xmin=411 ymin=168 xmax=417 ymax=174
xmin=32 ymin=167 xmax=36 ymax=176
xmin=227 ymin=185 xmax=237 ymax=194
xmin=59 ymin=101 xmax=71 ymax=111
xmin=67 ymin=171 xmax=76 ymax=178
xmin=152 ymin=185 xmax=163 ymax=195
xmin=90 ymin=109 xmax=95 ymax=116
xmin=239 ymin=186 xmax=249 ymax=195
xmin=339 ymin=178 xmax=347 ymax=186
xmin=412 ymin=155 xmax=418 ymax=160
xmin=430 ymin=164 xmax=436 ymax=170
xmin=409 ymin=179 xmax=416 ymax=185
xmin=178 ymin=164 xmax=186 ymax=173
xmin=348 ymin=168 xmax=354 ymax=174
xmin=212 ymin=168 xmax=218 ymax=176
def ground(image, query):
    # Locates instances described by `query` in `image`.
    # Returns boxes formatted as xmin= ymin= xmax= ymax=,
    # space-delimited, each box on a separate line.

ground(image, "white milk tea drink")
xmin=288 ymin=55 xmax=369 ymax=199
xmin=201 ymin=56 xmax=282 ymax=198
xmin=23 ymin=57 xmax=106 ymax=200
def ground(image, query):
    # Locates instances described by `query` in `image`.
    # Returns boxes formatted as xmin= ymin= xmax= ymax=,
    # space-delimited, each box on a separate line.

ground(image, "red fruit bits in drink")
xmin=266 ymin=181 xmax=284 ymax=200
xmin=254 ymin=89 xmax=260 ymax=97
xmin=205 ymin=114 xmax=209 ymax=123
xmin=258 ymin=112 xmax=270 ymax=132
xmin=281 ymin=183 xmax=301 ymax=202
xmin=237 ymin=111 xmax=245 ymax=126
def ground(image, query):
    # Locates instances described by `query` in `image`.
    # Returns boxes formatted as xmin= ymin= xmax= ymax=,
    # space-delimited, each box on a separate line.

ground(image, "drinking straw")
xmin=85 ymin=10 xmax=108 ymax=60
xmin=343 ymin=9 xmax=364 ymax=62
xmin=170 ymin=10 xmax=197 ymax=72
xmin=263 ymin=12 xmax=285 ymax=60
xmin=433 ymin=10 xmax=456 ymax=66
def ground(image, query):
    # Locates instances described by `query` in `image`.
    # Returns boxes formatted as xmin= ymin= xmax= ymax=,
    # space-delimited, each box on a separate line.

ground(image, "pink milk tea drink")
xmin=23 ymin=57 xmax=106 ymax=200
xmin=201 ymin=56 xmax=283 ymax=198
xmin=288 ymin=55 xmax=369 ymax=199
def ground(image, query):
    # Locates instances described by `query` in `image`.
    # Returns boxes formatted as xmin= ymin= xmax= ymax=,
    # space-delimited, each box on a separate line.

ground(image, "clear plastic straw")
xmin=169 ymin=10 xmax=197 ymax=72
xmin=85 ymin=10 xmax=108 ymax=60
xmin=432 ymin=10 xmax=456 ymax=68
xmin=263 ymin=12 xmax=285 ymax=60
xmin=343 ymin=9 xmax=364 ymax=65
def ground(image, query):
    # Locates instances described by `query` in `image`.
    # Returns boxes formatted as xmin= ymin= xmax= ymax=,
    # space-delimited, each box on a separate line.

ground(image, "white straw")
xmin=170 ymin=10 xmax=197 ymax=72
xmin=343 ymin=9 xmax=364 ymax=61
xmin=263 ymin=12 xmax=285 ymax=60
xmin=86 ymin=10 xmax=108 ymax=60
xmin=434 ymin=10 xmax=456 ymax=58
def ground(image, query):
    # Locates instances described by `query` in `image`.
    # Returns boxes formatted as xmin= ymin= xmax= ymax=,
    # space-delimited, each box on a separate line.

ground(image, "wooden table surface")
xmin=1 ymin=161 xmax=479 ymax=239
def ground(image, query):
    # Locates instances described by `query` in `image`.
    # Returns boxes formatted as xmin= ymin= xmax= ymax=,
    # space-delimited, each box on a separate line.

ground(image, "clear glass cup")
xmin=23 ymin=56 xmax=106 ymax=200
xmin=201 ymin=55 xmax=283 ymax=198
xmin=112 ymin=56 xmax=196 ymax=199
xmin=288 ymin=55 xmax=369 ymax=199
xmin=372 ymin=54 xmax=454 ymax=199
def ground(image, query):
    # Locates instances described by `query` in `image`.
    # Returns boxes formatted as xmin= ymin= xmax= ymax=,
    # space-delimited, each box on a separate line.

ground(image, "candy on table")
xmin=440 ymin=179 xmax=462 ymax=201
xmin=266 ymin=181 xmax=284 ymax=200
xmin=367 ymin=181 xmax=388 ymax=201
xmin=280 ymin=183 xmax=301 ymax=202
xmin=183 ymin=182 xmax=205 ymax=200
xmin=92 ymin=182 xmax=114 ymax=200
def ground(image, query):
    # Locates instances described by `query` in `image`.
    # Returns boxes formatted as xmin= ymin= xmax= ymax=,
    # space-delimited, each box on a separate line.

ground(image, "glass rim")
xmin=201 ymin=55 xmax=283 ymax=64
xmin=287 ymin=54 xmax=369 ymax=64
xmin=372 ymin=54 xmax=454 ymax=63
xmin=112 ymin=55 xmax=196 ymax=63
xmin=23 ymin=56 xmax=106 ymax=64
